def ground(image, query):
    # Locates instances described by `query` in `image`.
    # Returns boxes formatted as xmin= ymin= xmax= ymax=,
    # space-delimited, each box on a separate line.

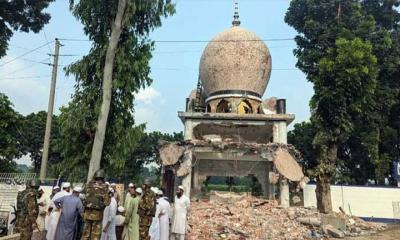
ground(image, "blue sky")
xmin=0 ymin=0 xmax=313 ymax=134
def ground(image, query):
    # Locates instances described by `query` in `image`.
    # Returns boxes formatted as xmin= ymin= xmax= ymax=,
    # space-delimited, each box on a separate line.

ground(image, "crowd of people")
xmin=13 ymin=169 xmax=190 ymax=240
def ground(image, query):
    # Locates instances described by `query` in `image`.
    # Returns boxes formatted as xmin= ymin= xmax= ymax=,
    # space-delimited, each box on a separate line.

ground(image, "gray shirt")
xmin=54 ymin=195 xmax=84 ymax=240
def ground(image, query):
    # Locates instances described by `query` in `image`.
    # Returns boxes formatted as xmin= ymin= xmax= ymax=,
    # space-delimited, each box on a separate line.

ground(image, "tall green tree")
xmin=20 ymin=111 xmax=61 ymax=173
xmin=56 ymin=0 xmax=175 ymax=182
xmin=118 ymin=131 xmax=183 ymax=183
xmin=360 ymin=0 xmax=400 ymax=183
xmin=0 ymin=0 xmax=54 ymax=58
xmin=0 ymin=93 xmax=22 ymax=172
xmin=286 ymin=0 xmax=380 ymax=213
xmin=288 ymin=122 xmax=318 ymax=176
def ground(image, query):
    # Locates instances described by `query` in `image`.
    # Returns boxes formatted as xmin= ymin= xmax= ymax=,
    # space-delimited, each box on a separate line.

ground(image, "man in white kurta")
xmin=101 ymin=189 xmax=117 ymax=240
xmin=36 ymin=187 xmax=50 ymax=231
xmin=46 ymin=182 xmax=72 ymax=240
xmin=171 ymin=186 xmax=190 ymax=240
xmin=156 ymin=190 xmax=171 ymax=240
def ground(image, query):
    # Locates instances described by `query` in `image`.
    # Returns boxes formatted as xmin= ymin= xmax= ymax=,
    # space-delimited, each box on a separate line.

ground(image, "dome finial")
xmin=232 ymin=0 xmax=241 ymax=26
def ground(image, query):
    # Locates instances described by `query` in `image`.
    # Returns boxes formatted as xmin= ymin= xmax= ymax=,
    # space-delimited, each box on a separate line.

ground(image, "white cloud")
xmin=135 ymin=106 xmax=162 ymax=132
xmin=136 ymin=87 xmax=161 ymax=104
xmin=0 ymin=57 xmax=50 ymax=114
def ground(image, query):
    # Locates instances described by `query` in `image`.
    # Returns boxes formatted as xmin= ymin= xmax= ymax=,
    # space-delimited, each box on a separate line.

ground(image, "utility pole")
xmin=39 ymin=38 xmax=60 ymax=180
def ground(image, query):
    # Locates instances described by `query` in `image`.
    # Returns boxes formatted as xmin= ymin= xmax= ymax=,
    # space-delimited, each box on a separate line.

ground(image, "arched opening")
xmin=206 ymin=104 xmax=211 ymax=113
xmin=237 ymin=100 xmax=253 ymax=115
xmin=216 ymin=99 xmax=231 ymax=113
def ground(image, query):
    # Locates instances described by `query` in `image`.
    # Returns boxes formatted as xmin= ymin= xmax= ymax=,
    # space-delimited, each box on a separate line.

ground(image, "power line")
xmin=2 ymin=57 xmax=51 ymax=77
xmin=8 ymin=44 xmax=49 ymax=55
xmin=21 ymin=58 xmax=52 ymax=66
xmin=58 ymin=37 xmax=295 ymax=43
xmin=0 ymin=41 xmax=54 ymax=68
xmin=43 ymin=29 xmax=53 ymax=55
xmin=1 ymin=75 xmax=51 ymax=80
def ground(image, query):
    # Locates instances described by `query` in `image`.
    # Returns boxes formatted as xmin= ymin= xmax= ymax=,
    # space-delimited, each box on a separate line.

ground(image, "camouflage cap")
xmin=94 ymin=169 xmax=105 ymax=180
xmin=29 ymin=179 xmax=41 ymax=188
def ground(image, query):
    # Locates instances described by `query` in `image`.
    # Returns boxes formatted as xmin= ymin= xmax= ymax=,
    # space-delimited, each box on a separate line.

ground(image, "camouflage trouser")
xmin=19 ymin=217 xmax=34 ymax=240
xmin=139 ymin=216 xmax=152 ymax=240
xmin=139 ymin=224 xmax=150 ymax=240
xmin=13 ymin=214 xmax=23 ymax=233
xmin=81 ymin=220 xmax=102 ymax=240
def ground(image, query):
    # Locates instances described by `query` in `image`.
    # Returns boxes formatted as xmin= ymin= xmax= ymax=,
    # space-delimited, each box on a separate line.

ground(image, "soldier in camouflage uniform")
xmin=81 ymin=169 xmax=110 ymax=240
xmin=14 ymin=182 xmax=29 ymax=234
xmin=15 ymin=179 xmax=40 ymax=240
xmin=138 ymin=178 xmax=156 ymax=240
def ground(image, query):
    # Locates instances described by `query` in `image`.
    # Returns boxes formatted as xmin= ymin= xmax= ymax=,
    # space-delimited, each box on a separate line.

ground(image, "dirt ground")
xmin=344 ymin=225 xmax=400 ymax=240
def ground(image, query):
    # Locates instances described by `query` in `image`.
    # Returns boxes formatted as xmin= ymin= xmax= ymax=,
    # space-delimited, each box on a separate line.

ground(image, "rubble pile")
xmin=187 ymin=195 xmax=310 ymax=240
xmin=187 ymin=192 xmax=386 ymax=240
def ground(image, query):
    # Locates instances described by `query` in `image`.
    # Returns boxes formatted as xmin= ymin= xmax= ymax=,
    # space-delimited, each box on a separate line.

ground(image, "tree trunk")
xmin=87 ymin=0 xmax=127 ymax=183
xmin=316 ymin=142 xmax=338 ymax=213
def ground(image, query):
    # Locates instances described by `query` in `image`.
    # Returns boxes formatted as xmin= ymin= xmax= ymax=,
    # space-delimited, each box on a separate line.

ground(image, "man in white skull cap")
xmin=53 ymin=186 xmax=84 ymax=240
xmin=156 ymin=189 xmax=171 ymax=240
xmin=101 ymin=188 xmax=117 ymax=240
xmin=124 ymin=183 xmax=135 ymax=209
xmin=52 ymin=182 xmax=72 ymax=202
xmin=36 ymin=186 xmax=50 ymax=231
xmin=46 ymin=182 xmax=72 ymax=240
xmin=115 ymin=206 xmax=125 ymax=239
xmin=171 ymin=186 xmax=190 ymax=240
xmin=123 ymin=187 xmax=142 ymax=240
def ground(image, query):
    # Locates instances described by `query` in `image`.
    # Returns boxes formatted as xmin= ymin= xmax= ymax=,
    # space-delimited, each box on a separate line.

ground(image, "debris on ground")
xmin=187 ymin=192 xmax=387 ymax=240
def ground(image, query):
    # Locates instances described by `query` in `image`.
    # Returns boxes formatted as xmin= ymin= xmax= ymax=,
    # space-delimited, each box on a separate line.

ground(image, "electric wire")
xmin=1 ymin=57 xmax=51 ymax=78
xmin=58 ymin=37 xmax=295 ymax=43
xmin=21 ymin=58 xmax=52 ymax=66
xmin=8 ymin=44 xmax=49 ymax=55
xmin=0 ymin=41 xmax=54 ymax=68
xmin=1 ymin=75 xmax=51 ymax=80
xmin=43 ymin=29 xmax=53 ymax=55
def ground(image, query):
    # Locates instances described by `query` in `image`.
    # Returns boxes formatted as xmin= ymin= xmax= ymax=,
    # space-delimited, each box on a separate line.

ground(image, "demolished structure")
xmin=160 ymin=4 xmax=307 ymax=207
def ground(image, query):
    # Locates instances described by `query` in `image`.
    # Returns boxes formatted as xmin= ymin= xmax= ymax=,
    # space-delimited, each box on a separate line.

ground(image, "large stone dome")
xmin=199 ymin=26 xmax=272 ymax=101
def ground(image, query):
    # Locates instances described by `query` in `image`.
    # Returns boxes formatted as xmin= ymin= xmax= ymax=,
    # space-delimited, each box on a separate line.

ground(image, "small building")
xmin=160 ymin=3 xmax=307 ymax=207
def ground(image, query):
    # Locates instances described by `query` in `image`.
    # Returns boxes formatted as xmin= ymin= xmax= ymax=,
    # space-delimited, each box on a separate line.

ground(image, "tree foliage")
xmin=285 ymin=0 xmax=400 ymax=213
xmin=286 ymin=0 xmax=400 ymax=188
xmin=118 ymin=131 xmax=183 ymax=183
xmin=0 ymin=0 xmax=54 ymax=58
xmin=20 ymin=111 xmax=61 ymax=173
xmin=288 ymin=122 xmax=318 ymax=175
xmin=55 ymin=0 xmax=175 ymax=182
xmin=0 ymin=93 xmax=22 ymax=172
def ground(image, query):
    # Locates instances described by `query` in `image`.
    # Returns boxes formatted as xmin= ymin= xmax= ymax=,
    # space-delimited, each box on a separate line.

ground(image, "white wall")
xmin=304 ymin=184 xmax=400 ymax=219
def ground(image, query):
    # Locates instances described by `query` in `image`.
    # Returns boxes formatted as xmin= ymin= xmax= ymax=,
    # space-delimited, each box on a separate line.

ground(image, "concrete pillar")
xmin=181 ymin=162 xmax=192 ymax=198
xmin=182 ymin=121 xmax=196 ymax=198
xmin=273 ymin=121 xmax=290 ymax=207
xmin=184 ymin=119 xmax=194 ymax=140
xmin=273 ymin=121 xmax=287 ymax=144
xmin=192 ymin=163 xmax=201 ymax=196
xmin=279 ymin=177 xmax=290 ymax=208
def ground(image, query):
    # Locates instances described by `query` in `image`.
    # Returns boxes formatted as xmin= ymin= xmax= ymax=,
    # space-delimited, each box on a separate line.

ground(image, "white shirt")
xmin=158 ymin=197 xmax=171 ymax=240
xmin=101 ymin=197 xmax=117 ymax=240
xmin=171 ymin=195 xmax=190 ymax=235
xmin=46 ymin=190 xmax=71 ymax=240
xmin=37 ymin=193 xmax=50 ymax=230
xmin=50 ymin=190 xmax=71 ymax=208
xmin=115 ymin=214 xmax=125 ymax=226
